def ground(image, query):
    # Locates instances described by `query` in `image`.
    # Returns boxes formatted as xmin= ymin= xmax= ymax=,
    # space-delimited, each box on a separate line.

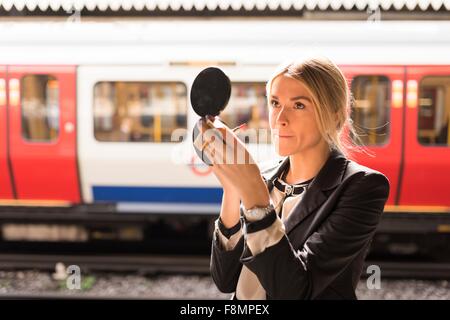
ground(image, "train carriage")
xmin=0 ymin=19 xmax=450 ymax=256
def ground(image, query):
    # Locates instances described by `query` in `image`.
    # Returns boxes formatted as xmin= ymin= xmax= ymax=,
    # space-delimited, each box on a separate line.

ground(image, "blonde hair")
xmin=266 ymin=57 xmax=367 ymax=159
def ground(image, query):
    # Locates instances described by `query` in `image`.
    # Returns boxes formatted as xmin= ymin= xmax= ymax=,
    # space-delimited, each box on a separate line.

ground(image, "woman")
xmin=195 ymin=57 xmax=390 ymax=300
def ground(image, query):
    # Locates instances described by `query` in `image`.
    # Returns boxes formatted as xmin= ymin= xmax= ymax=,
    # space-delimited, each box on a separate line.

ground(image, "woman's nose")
xmin=277 ymin=119 xmax=288 ymax=127
xmin=276 ymin=107 xmax=289 ymax=126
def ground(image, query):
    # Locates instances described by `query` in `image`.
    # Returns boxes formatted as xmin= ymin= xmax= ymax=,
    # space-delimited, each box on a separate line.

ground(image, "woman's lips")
xmin=276 ymin=135 xmax=294 ymax=138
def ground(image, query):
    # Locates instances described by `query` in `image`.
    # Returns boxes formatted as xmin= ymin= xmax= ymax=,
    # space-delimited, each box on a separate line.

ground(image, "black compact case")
xmin=191 ymin=67 xmax=232 ymax=166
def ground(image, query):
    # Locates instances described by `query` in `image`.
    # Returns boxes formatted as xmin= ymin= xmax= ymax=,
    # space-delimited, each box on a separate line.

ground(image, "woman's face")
xmin=269 ymin=75 xmax=324 ymax=156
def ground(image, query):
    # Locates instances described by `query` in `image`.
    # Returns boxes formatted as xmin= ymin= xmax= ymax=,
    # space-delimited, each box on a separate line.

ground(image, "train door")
xmin=0 ymin=66 xmax=14 ymax=199
xmin=7 ymin=66 xmax=80 ymax=203
xmin=401 ymin=66 xmax=450 ymax=206
xmin=340 ymin=66 xmax=405 ymax=205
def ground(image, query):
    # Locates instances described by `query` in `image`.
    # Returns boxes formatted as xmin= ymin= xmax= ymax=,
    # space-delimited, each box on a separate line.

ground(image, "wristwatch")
xmin=243 ymin=203 xmax=275 ymax=222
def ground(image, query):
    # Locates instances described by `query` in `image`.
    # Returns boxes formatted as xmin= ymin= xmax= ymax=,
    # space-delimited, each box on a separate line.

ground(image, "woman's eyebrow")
xmin=290 ymin=95 xmax=312 ymax=102
xmin=270 ymin=95 xmax=311 ymax=102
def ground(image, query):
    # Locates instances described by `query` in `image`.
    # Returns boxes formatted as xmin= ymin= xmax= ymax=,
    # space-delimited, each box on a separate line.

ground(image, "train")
xmin=0 ymin=19 xmax=450 ymax=256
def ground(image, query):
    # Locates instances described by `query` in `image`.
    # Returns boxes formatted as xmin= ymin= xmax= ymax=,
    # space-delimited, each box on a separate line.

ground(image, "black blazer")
xmin=210 ymin=148 xmax=390 ymax=300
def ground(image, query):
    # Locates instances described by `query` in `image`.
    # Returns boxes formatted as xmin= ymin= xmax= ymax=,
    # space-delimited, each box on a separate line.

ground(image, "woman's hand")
xmin=194 ymin=117 xmax=270 ymax=210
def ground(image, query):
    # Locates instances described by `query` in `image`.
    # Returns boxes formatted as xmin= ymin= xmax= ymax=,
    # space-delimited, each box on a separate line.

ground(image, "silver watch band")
xmin=243 ymin=203 xmax=275 ymax=222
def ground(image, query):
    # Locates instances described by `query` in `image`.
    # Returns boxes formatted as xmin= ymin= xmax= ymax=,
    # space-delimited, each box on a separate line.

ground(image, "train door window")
xmin=93 ymin=82 xmax=187 ymax=143
xmin=220 ymin=82 xmax=270 ymax=144
xmin=418 ymin=77 xmax=450 ymax=146
xmin=351 ymin=76 xmax=390 ymax=146
xmin=21 ymin=75 xmax=59 ymax=142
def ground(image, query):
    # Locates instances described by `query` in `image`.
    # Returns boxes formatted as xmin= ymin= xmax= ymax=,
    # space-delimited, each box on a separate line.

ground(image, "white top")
xmin=217 ymin=174 xmax=314 ymax=300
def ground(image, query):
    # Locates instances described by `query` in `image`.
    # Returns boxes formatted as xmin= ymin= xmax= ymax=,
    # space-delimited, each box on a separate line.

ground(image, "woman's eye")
xmin=294 ymin=102 xmax=306 ymax=110
xmin=270 ymin=100 xmax=280 ymax=108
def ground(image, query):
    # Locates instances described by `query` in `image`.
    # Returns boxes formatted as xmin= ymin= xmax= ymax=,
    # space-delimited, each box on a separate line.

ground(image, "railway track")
xmin=364 ymin=260 xmax=450 ymax=279
xmin=0 ymin=253 xmax=210 ymax=274
xmin=0 ymin=252 xmax=449 ymax=279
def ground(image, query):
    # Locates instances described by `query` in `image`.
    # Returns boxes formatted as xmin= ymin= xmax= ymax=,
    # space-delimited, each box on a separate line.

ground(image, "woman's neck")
xmin=286 ymin=142 xmax=330 ymax=185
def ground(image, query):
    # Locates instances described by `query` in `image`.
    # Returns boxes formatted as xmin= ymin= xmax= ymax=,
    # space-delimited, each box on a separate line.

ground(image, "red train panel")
xmin=0 ymin=66 xmax=14 ymax=199
xmin=401 ymin=66 xmax=450 ymax=206
xmin=341 ymin=66 xmax=405 ymax=207
xmin=7 ymin=66 xmax=80 ymax=203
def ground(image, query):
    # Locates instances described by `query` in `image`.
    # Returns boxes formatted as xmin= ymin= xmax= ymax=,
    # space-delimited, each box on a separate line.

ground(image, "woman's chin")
xmin=274 ymin=145 xmax=295 ymax=157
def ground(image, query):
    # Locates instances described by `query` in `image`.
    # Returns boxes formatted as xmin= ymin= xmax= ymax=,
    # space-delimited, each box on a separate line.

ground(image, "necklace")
xmin=272 ymin=167 xmax=315 ymax=217
xmin=274 ymin=167 xmax=314 ymax=196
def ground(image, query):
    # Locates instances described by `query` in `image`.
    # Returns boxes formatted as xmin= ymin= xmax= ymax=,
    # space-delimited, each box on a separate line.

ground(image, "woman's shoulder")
xmin=343 ymin=159 xmax=390 ymax=193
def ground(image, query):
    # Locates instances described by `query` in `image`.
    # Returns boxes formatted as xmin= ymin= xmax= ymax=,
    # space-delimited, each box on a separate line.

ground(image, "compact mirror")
xmin=191 ymin=67 xmax=232 ymax=166
xmin=190 ymin=67 xmax=231 ymax=117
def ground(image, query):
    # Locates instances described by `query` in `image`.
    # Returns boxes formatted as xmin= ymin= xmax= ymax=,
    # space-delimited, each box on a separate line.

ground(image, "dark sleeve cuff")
xmin=242 ymin=209 xmax=277 ymax=234
xmin=218 ymin=217 xmax=241 ymax=239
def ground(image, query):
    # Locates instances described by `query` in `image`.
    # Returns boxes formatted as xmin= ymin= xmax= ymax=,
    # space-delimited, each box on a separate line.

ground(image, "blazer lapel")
xmin=274 ymin=149 xmax=348 ymax=235
xmin=261 ymin=157 xmax=290 ymax=190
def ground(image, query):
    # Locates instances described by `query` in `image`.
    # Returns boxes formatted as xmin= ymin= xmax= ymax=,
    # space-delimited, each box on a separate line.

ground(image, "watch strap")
xmin=241 ymin=208 xmax=277 ymax=234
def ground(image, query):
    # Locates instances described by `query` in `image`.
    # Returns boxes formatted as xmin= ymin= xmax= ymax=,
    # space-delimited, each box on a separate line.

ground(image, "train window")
xmin=21 ymin=75 xmax=59 ymax=142
xmin=351 ymin=76 xmax=390 ymax=146
xmin=93 ymin=82 xmax=187 ymax=143
xmin=220 ymin=82 xmax=270 ymax=144
xmin=418 ymin=77 xmax=450 ymax=146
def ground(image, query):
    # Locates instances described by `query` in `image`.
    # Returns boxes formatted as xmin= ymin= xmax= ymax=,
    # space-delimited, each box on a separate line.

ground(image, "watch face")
xmin=253 ymin=209 xmax=266 ymax=219
xmin=246 ymin=204 xmax=273 ymax=220
xmin=248 ymin=211 xmax=259 ymax=219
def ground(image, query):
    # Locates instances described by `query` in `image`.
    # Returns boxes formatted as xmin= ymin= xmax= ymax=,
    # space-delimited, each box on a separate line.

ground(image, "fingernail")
xmin=232 ymin=123 xmax=247 ymax=133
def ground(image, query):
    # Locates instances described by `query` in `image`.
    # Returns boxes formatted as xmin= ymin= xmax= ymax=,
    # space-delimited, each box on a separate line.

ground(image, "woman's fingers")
xmin=203 ymin=133 xmax=253 ymax=165
xmin=194 ymin=117 xmax=257 ymax=165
